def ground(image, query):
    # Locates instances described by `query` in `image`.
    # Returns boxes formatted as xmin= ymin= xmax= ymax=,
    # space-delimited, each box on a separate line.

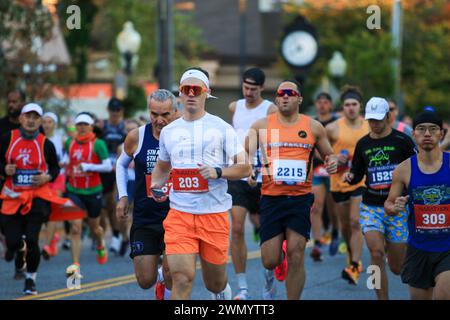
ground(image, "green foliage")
xmin=280 ymin=1 xmax=450 ymax=120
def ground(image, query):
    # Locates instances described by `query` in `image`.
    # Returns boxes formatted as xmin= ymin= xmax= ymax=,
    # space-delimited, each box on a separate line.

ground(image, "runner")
xmin=247 ymin=80 xmax=338 ymax=300
xmin=387 ymin=99 xmax=413 ymax=137
xmin=65 ymin=113 xmax=112 ymax=279
xmin=326 ymin=86 xmax=369 ymax=284
xmin=0 ymin=103 xmax=62 ymax=295
xmin=228 ymin=67 xmax=277 ymax=300
xmin=150 ymin=67 xmax=251 ymax=300
xmin=344 ymin=97 xmax=416 ymax=299
xmin=385 ymin=110 xmax=450 ymax=300
xmin=311 ymin=92 xmax=340 ymax=261
xmin=0 ymin=89 xmax=26 ymax=277
xmin=99 ymin=98 xmax=128 ymax=255
xmin=41 ymin=112 xmax=65 ymax=260
xmin=116 ymin=89 xmax=178 ymax=300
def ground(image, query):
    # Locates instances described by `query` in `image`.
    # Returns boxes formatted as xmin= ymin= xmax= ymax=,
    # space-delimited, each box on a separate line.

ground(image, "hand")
xmin=32 ymin=173 xmax=50 ymax=186
xmin=116 ymin=197 xmax=130 ymax=221
xmin=343 ymin=172 xmax=354 ymax=183
xmin=5 ymin=164 xmax=16 ymax=176
xmin=247 ymin=172 xmax=257 ymax=187
xmin=149 ymin=183 xmax=168 ymax=203
xmin=393 ymin=195 xmax=409 ymax=213
xmin=337 ymin=153 xmax=349 ymax=166
xmin=197 ymin=164 xmax=217 ymax=179
xmin=80 ymin=163 xmax=91 ymax=172
xmin=325 ymin=155 xmax=338 ymax=174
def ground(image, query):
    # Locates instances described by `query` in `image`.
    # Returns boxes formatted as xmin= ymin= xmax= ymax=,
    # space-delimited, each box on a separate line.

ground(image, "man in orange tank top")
xmin=247 ymin=81 xmax=338 ymax=300
xmin=326 ymin=86 xmax=369 ymax=285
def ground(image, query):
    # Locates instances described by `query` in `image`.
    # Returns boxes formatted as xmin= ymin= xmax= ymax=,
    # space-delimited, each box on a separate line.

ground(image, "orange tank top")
xmin=261 ymin=113 xmax=315 ymax=196
xmin=330 ymin=117 xmax=369 ymax=193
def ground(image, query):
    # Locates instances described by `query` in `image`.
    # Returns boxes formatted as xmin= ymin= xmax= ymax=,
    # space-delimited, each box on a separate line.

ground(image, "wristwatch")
xmin=214 ymin=167 xmax=222 ymax=179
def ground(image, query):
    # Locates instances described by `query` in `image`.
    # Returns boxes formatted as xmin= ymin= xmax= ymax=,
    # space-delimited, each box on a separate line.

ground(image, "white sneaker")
xmin=109 ymin=235 xmax=122 ymax=254
xmin=262 ymin=269 xmax=277 ymax=300
xmin=233 ymin=288 xmax=250 ymax=300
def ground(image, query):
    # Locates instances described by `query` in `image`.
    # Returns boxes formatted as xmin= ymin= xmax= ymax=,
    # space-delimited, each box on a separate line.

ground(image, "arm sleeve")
xmin=0 ymin=132 xmax=11 ymax=178
xmin=158 ymin=129 xmax=170 ymax=162
xmin=349 ymin=141 xmax=366 ymax=185
xmin=44 ymin=139 xmax=60 ymax=182
xmin=116 ymin=151 xmax=133 ymax=199
xmin=81 ymin=159 xmax=112 ymax=173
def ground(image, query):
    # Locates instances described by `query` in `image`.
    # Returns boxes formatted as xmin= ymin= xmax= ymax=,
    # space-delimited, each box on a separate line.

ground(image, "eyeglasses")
xmin=414 ymin=125 xmax=441 ymax=135
xmin=179 ymin=85 xmax=207 ymax=97
xmin=276 ymin=89 xmax=299 ymax=97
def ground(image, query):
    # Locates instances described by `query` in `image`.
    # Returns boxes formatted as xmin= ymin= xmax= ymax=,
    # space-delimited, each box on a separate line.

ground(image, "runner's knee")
xmin=136 ymin=273 xmax=156 ymax=289
xmin=369 ymin=247 xmax=385 ymax=263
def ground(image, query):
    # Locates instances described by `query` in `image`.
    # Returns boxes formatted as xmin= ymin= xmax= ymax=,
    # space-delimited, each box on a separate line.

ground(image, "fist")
xmin=197 ymin=164 xmax=217 ymax=180
xmin=343 ymin=172 xmax=354 ymax=183
xmin=116 ymin=197 xmax=129 ymax=221
xmin=325 ymin=155 xmax=338 ymax=174
xmin=394 ymin=195 xmax=409 ymax=213
xmin=5 ymin=164 xmax=16 ymax=176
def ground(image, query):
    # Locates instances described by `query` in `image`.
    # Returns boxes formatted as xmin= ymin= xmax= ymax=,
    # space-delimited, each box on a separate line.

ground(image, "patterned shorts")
xmin=359 ymin=203 xmax=408 ymax=243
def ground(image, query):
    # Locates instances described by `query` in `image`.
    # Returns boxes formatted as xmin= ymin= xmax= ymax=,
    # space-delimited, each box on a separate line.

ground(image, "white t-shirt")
xmin=159 ymin=113 xmax=244 ymax=214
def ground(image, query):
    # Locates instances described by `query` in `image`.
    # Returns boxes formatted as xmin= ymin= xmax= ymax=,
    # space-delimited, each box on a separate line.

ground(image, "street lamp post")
xmin=328 ymin=51 xmax=347 ymax=91
xmin=116 ymin=21 xmax=141 ymax=99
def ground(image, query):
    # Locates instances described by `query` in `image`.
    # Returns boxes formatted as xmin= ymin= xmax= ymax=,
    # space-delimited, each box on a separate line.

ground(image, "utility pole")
xmin=239 ymin=0 xmax=247 ymax=81
xmin=392 ymin=0 xmax=403 ymax=115
xmin=157 ymin=0 xmax=174 ymax=90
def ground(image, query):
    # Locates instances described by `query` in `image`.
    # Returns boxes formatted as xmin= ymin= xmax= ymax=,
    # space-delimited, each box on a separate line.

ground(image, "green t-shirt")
xmin=65 ymin=137 xmax=109 ymax=195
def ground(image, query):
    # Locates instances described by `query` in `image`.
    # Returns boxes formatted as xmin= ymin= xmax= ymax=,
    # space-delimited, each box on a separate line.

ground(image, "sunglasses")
xmin=276 ymin=89 xmax=299 ymax=97
xmin=179 ymin=85 xmax=207 ymax=97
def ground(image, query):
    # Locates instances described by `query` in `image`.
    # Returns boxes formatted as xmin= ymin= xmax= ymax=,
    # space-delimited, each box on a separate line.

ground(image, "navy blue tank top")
xmin=407 ymin=152 xmax=450 ymax=252
xmin=133 ymin=124 xmax=169 ymax=225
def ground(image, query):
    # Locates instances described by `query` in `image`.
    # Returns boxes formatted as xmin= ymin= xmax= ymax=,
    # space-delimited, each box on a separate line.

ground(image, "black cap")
xmin=413 ymin=111 xmax=443 ymax=129
xmin=108 ymin=97 xmax=123 ymax=111
xmin=243 ymin=68 xmax=265 ymax=86
xmin=316 ymin=92 xmax=332 ymax=102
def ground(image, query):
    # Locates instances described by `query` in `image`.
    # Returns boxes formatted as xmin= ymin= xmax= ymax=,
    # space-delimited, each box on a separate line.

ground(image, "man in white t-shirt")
xmin=228 ymin=67 xmax=277 ymax=300
xmin=151 ymin=67 xmax=251 ymax=300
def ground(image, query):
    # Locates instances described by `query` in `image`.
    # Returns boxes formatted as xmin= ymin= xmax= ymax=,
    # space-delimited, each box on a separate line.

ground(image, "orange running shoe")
xmin=274 ymin=240 xmax=288 ymax=282
xmin=96 ymin=246 xmax=108 ymax=264
xmin=49 ymin=232 xmax=60 ymax=256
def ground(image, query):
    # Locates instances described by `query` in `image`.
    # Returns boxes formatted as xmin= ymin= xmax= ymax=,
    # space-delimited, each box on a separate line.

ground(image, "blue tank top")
xmin=407 ymin=152 xmax=450 ymax=252
xmin=133 ymin=124 xmax=169 ymax=225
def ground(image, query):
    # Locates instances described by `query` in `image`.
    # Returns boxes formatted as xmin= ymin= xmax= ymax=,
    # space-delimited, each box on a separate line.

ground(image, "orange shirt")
xmin=330 ymin=117 xmax=369 ymax=193
xmin=261 ymin=113 xmax=316 ymax=196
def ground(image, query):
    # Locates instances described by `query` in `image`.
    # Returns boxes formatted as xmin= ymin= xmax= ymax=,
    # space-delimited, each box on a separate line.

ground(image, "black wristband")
xmin=214 ymin=167 xmax=222 ymax=179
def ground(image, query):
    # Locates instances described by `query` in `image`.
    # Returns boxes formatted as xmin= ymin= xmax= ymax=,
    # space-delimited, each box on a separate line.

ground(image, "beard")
xmin=8 ymin=109 xmax=21 ymax=118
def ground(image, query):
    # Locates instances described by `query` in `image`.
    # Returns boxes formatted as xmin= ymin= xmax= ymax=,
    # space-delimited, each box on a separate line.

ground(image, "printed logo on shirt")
xmin=298 ymin=130 xmax=308 ymax=139
xmin=16 ymin=148 xmax=32 ymax=166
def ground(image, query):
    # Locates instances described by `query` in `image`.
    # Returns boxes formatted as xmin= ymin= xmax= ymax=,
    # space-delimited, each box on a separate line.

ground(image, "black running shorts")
xmin=129 ymin=223 xmax=165 ymax=259
xmin=259 ymin=193 xmax=314 ymax=245
xmin=401 ymin=245 xmax=450 ymax=289
xmin=331 ymin=186 xmax=365 ymax=204
xmin=67 ymin=192 xmax=102 ymax=219
xmin=227 ymin=180 xmax=261 ymax=214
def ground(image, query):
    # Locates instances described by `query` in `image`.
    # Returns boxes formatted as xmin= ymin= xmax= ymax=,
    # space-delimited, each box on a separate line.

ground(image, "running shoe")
xmin=320 ymin=232 xmax=332 ymax=245
xmin=329 ymin=238 xmax=339 ymax=256
xmin=253 ymin=227 xmax=260 ymax=243
xmin=233 ymin=288 xmax=250 ymax=300
xmin=310 ymin=245 xmax=323 ymax=262
xmin=262 ymin=269 xmax=277 ymax=300
xmin=338 ymin=241 xmax=347 ymax=254
xmin=96 ymin=245 xmax=108 ymax=264
xmin=49 ymin=232 xmax=60 ymax=256
xmin=119 ymin=240 xmax=129 ymax=257
xmin=23 ymin=278 xmax=37 ymax=295
xmin=62 ymin=239 xmax=71 ymax=251
xmin=66 ymin=263 xmax=81 ymax=278
xmin=274 ymin=240 xmax=287 ymax=281
xmin=357 ymin=260 xmax=363 ymax=273
xmin=109 ymin=235 xmax=122 ymax=255
xmin=41 ymin=245 xmax=52 ymax=260
xmin=342 ymin=264 xmax=361 ymax=285
xmin=154 ymin=266 xmax=165 ymax=300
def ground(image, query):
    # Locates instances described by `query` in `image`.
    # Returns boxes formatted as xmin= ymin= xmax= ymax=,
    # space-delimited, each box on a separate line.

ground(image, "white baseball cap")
xmin=365 ymin=97 xmax=389 ymax=120
xmin=21 ymin=103 xmax=43 ymax=116
xmin=43 ymin=112 xmax=58 ymax=124
xmin=75 ymin=114 xmax=94 ymax=125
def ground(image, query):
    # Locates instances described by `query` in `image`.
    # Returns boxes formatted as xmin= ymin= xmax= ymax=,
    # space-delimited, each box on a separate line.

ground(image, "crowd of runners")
xmin=0 ymin=66 xmax=449 ymax=300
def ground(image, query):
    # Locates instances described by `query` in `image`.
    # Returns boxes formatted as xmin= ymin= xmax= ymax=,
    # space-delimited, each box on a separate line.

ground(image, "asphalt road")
xmin=0 ymin=216 xmax=409 ymax=300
